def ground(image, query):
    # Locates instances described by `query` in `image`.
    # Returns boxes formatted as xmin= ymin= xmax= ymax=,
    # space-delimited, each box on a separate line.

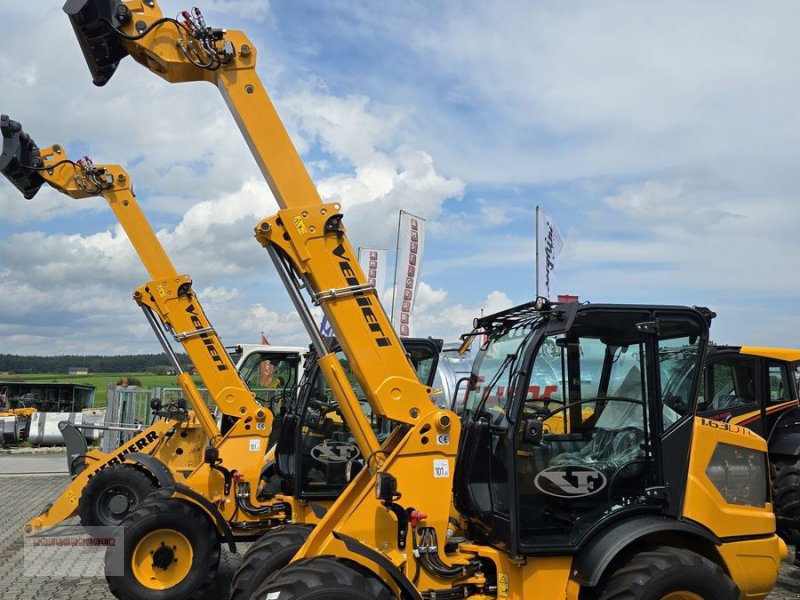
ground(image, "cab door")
xmin=698 ymin=352 xmax=763 ymax=437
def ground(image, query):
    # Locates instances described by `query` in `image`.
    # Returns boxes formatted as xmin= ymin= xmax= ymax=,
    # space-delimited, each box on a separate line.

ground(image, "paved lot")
xmin=0 ymin=454 xmax=68 ymax=475
xmin=0 ymin=471 xmax=798 ymax=599
xmin=0 ymin=475 xmax=239 ymax=600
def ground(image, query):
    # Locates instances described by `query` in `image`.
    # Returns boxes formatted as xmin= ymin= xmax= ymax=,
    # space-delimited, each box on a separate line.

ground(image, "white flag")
xmin=536 ymin=208 xmax=563 ymax=301
xmin=358 ymin=247 xmax=389 ymax=299
xmin=391 ymin=211 xmax=425 ymax=337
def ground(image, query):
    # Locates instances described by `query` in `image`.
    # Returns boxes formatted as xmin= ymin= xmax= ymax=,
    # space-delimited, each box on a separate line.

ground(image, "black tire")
xmin=78 ymin=464 xmax=157 ymax=528
xmin=106 ymin=497 xmax=220 ymax=600
xmin=229 ymin=524 xmax=313 ymax=600
xmin=772 ymin=458 xmax=800 ymax=543
xmin=251 ymin=556 xmax=393 ymax=600
xmin=597 ymin=546 xmax=738 ymax=600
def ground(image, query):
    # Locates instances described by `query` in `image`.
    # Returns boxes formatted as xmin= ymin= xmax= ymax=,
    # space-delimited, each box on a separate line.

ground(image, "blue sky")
xmin=0 ymin=1 xmax=798 ymax=355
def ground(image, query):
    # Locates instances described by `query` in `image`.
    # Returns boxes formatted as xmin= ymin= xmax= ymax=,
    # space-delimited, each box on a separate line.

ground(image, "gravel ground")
xmin=0 ymin=474 xmax=798 ymax=600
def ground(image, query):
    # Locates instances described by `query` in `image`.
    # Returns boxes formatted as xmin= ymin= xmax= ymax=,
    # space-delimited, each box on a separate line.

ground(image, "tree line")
xmin=0 ymin=353 xmax=191 ymax=374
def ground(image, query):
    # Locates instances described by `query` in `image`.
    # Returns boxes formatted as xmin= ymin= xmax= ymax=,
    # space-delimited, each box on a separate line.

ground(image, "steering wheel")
xmin=521 ymin=404 xmax=551 ymax=420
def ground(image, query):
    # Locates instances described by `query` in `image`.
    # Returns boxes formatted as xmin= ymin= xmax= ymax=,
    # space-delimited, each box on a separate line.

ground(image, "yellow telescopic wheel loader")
xmin=0 ymin=116 xmax=303 ymax=599
xmin=0 ymin=115 xmax=443 ymax=600
xmin=60 ymin=1 xmax=787 ymax=599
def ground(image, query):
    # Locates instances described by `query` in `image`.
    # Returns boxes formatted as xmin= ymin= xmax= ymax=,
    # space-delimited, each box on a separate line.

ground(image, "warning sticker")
xmin=498 ymin=573 xmax=509 ymax=597
xmin=433 ymin=459 xmax=450 ymax=478
xmin=249 ymin=439 xmax=261 ymax=452
xmin=293 ymin=215 xmax=308 ymax=235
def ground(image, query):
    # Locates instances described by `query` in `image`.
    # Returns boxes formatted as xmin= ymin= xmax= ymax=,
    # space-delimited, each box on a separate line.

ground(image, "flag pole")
xmin=390 ymin=209 xmax=403 ymax=324
xmin=535 ymin=205 xmax=540 ymax=298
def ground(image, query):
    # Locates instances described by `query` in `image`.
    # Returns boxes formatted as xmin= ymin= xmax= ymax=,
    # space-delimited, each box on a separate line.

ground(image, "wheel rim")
xmin=131 ymin=529 xmax=193 ymax=590
xmin=97 ymin=486 xmax=138 ymax=525
xmin=662 ymin=593 xmax=704 ymax=600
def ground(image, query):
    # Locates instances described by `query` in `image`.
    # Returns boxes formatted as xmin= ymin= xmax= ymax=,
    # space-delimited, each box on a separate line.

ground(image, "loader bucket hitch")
xmin=0 ymin=115 xmax=45 ymax=200
xmin=63 ymin=0 xmax=128 ymax=87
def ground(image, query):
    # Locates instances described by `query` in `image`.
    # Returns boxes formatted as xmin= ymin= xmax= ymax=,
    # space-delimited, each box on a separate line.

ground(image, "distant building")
xmin=154 ymin=366 xmax=177 ymax=376
xmin=68 ymin=367 xmax=90 ymax=376
xmin=2 ymin=381 xmax=95 ymax=411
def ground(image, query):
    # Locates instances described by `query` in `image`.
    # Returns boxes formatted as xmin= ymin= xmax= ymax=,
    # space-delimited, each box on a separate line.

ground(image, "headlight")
xmin=706 ymin=442 xmax=766 ymax=507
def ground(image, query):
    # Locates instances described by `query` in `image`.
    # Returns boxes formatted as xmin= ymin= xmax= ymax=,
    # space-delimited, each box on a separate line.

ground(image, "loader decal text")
xmin=186 ymin=303 xmax=229 ymax=371
xmin=332 ymin=243 xmax=392 ymax=347
xmin=86 ymin=431 xmax=160 ymax=480
xmin=699 ymin=418 xmax=756 ymax=437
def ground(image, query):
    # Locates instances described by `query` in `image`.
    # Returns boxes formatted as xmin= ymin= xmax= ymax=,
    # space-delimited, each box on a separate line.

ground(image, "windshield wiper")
xmin=475 ymin=352 xmax=516 ymax=416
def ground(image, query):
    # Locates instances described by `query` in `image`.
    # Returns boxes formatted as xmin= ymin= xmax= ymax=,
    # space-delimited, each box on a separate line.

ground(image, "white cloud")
xmin=200 ymin=0 xmax=271 ymax=23
xmin=411 ymin=283 xmax=513 ymax=341
xmin=602 ymin=180 xmax=737 ymax=233
xmin=1 ymin=0 xmax=799 ymax=359
xmin=283 ymin=88 xmax=405 ymax=165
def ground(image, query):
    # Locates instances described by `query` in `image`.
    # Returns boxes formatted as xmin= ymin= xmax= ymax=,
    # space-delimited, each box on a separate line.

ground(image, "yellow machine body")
xmin=25 ymin=416 xmax=205 ymax=532
xmin=57 ymin=3 xmax=787 ymax=599
xmin=10 ymin=144 xmax=321 ymax=536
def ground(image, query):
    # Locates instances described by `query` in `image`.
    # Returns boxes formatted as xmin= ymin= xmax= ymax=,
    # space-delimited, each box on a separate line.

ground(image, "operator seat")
xmin=549 ymin=366 xmax=645 ymax=479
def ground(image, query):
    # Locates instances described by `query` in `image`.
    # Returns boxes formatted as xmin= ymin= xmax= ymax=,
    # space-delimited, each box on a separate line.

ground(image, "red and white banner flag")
xmin=357 ymin=247 xmax=389 ymax=298
xmin=391 ymin=211 xmax=425 ymax=337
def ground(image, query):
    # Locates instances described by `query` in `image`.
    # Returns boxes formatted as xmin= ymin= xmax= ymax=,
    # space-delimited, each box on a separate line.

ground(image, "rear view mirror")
xmin=522 ymin=419 xmax=543 ymax=446
xmin=0 ymin=115 xmax=45 ymax=199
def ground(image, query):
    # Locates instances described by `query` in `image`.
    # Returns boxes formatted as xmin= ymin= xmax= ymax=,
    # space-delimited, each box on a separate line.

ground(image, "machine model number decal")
xmin=436 ymin=433 xmax=450 ymax=445
xmin=310 ymin=441 xmax=360 ymax=464
xmin=534 ymin=465 xmax=607 ymax=498
xmin=249 ymin=439 xmax=261 ymax=452
xmin=699 ymin=418 xmax=755 ymax=437
xmin=433 ymin=459 xmax=450 ymax=478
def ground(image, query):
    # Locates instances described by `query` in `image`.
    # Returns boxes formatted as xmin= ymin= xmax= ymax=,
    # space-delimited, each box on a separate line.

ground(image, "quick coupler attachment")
xmin=63 ymin=0 xmax=128 ymax=87
xmin=0 ymin=115 xmax=44 ymax=199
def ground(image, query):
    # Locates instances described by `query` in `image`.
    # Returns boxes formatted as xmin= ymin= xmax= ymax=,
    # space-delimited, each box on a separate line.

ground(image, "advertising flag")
xmin=357 ymin=247 xmax=389 ymax=298
xmin=391 ymin=211 xmax=425 ymax=337
xmin=536 ymin=207 xmax=563 ymax=301
xmin=319 ymin=315 xmax=334 ymax=337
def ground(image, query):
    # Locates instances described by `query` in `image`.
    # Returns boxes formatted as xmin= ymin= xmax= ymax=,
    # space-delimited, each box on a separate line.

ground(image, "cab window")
xmin=699 ymin=358 xmax=756 ymax=413
xmin=768 ymin=362 xmax=791 ymax=403
xmin=658 ymin=325 xmax=703 ymax=429
xmin=238 ymin=352 xmax=299 ymax=410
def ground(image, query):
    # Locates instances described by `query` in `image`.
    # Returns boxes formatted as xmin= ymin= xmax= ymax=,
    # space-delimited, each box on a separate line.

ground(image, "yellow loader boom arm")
xmin=58 ymin=5 xmax=789 ymax=600
xmin=64 ymin=0 xmax=446 ymax=450
xmin=0 ymin=114 xmax=269 ymax=443
xmin=65 ymin=0 xmax=459 ymax=590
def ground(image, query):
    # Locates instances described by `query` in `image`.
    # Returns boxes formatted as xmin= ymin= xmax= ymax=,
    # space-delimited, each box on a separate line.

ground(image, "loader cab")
xmin=454 ymin=302 xmax=710 ymax=555
xmin=275 ymin=337 xmax=442 ymax=500
xmin=698 ymin=346 xmax=800 ymax=442
xmin=232 ymin=345 xmax=304 ymax=413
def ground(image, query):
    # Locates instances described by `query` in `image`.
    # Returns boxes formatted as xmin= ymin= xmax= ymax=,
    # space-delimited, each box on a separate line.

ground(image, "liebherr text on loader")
xmin=63 ymin=1 xmax=787 ymax=599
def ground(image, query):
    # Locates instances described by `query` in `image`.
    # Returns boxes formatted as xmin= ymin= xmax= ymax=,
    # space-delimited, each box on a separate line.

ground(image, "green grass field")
xmin=0 ymin=372 xmax=203 ymax=408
